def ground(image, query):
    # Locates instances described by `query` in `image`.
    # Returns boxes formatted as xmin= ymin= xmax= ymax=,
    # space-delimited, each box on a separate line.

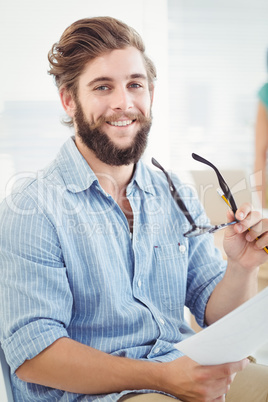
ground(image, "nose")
xmin=111 ymin=87 xmax=133 ymax=111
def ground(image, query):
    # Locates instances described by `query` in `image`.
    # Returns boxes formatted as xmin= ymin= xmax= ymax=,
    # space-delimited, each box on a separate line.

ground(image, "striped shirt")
xmin=0 ymin=137 xmax=226 ymax=401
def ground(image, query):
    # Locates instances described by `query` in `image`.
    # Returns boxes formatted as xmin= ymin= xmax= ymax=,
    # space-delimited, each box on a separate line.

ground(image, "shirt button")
xmin=179 ymin=244 xmax=186 ymax=254
xmin=154 ymin=348 xmax=160 ymax=354
xmin=138 ymin=280 xmax=142 ymax=288
xmin=159 ymin=318 xmax=165 ymax=325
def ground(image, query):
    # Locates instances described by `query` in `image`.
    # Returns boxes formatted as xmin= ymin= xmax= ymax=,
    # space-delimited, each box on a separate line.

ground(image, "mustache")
xmin=90 ymin=113 xmax=152 ymax=130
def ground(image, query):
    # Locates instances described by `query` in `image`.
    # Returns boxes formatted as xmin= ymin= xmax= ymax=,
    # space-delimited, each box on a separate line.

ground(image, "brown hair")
xmin=48 ymin=16 xmax=156 ymax=95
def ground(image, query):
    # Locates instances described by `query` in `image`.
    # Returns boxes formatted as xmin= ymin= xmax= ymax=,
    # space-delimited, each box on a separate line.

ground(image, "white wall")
xmin=0 ymin=0 xmax=169 ymax=200
xmin=168 ymin=0 xmax=268 ymax=177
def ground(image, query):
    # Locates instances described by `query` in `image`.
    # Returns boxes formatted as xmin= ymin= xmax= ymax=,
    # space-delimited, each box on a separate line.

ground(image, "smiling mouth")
xmin=106 ymin=120 xmax=136 ymax=127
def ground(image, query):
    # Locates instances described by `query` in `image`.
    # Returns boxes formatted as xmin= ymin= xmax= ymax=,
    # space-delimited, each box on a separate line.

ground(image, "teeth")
xmin=108 ymin=120 xmax=133 ymax=127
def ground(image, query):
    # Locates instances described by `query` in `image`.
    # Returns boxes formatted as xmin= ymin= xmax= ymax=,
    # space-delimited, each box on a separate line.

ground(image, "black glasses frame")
xmin=152 ymin=154 xmax=237 ymax=238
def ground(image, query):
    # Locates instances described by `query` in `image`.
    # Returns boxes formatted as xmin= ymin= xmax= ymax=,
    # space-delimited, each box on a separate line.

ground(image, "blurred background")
xmin=0 ymin=0 xmax=268 ymax=206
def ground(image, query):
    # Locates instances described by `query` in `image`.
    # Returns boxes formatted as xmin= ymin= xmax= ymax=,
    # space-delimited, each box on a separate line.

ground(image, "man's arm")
xmin=16 ymin=337 xmax=157 ymax=395
xmin=16 ymin=336 xmax=248 ymax=400
xmin=205 ymin=203 xmax=268 ymax=325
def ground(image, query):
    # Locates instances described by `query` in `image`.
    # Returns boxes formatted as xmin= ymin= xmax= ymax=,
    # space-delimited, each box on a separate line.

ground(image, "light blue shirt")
xmin=0 ymin=137 xmax=226 ymax=401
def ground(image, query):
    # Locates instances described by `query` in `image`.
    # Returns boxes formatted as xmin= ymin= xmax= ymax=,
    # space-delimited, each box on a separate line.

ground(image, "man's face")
xmin=69 ymin=47 xmax=154 ymax=166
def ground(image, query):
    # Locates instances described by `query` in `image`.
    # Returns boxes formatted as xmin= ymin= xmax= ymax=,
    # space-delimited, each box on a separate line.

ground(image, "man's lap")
xmin=119 ymin=362 xmax=268 ymax=401
xmin=119 ymin=393 xmax=177 ymax=401
xmin=226 ymin=362 xmax=268 ymax=401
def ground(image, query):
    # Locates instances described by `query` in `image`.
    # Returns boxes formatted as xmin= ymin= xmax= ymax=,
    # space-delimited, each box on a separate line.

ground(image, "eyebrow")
xmin=87 ymin=73 xmax=148 ymax=87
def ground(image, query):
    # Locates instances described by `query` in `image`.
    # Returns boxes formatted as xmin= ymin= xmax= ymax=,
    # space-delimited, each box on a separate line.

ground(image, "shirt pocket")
xmin=153 ymin=242 xmax=188 ymax=311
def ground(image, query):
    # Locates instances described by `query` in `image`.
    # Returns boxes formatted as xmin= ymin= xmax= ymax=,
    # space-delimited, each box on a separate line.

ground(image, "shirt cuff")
xmin=194 ymin=271 xmax=225 ymax=328
xmin=2 ymin=319 xmax=69 ymax=374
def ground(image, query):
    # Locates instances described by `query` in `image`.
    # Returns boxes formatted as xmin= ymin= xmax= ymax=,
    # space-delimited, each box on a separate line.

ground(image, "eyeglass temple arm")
xmin=151 ymin=158 xmax=196 ymax=226
xmin=191 ymin=153 xmax=237 ymax=214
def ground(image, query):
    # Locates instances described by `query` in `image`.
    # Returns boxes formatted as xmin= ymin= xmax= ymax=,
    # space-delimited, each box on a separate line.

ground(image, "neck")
xmin=74 ymin=136 xmax=135 ymax=198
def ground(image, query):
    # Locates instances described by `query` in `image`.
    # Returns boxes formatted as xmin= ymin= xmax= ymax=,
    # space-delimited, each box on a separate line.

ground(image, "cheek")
xmin=139 ymin=96 xmax=152 ymax=116
xmin=81 ymin=99 xmax=106 ymax=123
xmin=91 ymin=98 xmax=109 ymax=117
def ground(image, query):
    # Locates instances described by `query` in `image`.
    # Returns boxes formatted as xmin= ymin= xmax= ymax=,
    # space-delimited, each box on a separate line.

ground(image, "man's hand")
xmin=159 ymin=355 xmax=249 ymax=401
xmin=205 ymin=202 xmax=268 ymax=325
xmin=223 ymin=203 xmax=268 ymax=270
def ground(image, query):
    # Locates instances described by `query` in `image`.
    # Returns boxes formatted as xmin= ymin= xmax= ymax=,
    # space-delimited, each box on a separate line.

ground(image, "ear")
xmin=60 ymin=87 xmax=76 ymax=118
xmin=149 ymin=83 xmax=155 ymax=105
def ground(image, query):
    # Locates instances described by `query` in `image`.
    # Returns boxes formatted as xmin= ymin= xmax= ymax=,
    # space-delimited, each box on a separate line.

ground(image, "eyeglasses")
xmin=151 ymin=154 xmax=237 ymax=238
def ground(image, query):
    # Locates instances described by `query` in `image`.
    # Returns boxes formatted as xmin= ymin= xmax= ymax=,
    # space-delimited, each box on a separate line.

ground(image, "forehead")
xmin=79 ymin=46 xmax=148 ymax=84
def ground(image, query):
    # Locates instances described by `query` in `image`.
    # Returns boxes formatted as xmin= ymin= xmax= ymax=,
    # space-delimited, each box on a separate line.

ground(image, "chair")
xmin=0 ymin=344 xmax=14 ymax=402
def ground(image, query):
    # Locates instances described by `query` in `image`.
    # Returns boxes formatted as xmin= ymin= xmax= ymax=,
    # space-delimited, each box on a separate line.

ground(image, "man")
xmin=0 ymin=16 xmax=268 ymax=402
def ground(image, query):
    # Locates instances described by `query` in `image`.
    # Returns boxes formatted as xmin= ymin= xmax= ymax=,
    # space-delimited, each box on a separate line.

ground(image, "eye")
xmin=129 ymin=82 xmax=143 ymax=89
xmin=95 ymin=85 xmax=110 ymax=91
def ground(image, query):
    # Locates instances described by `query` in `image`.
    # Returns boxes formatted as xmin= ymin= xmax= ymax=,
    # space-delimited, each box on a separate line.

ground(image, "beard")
xmin=73 ymin=99 xmax=152 ymax=166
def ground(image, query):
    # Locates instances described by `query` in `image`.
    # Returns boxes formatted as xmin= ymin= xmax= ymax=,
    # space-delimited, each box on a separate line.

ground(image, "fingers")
xmin=233 ymin=205 xmax=261 ymax=233
xmin=245 ymin=223 xmax=268 ymax=249
xmin=229 ymin=204 xmax=268 ymax=246
xmin=214 ymin=395 xmax=226 ymax=401
xmin=207 ymin=357 xmax=249 ymax=379
xmin=226 ymin=204 xmax=251 ymax=225
xmin=209 ymin=359 xmax=248 ymax=400
xmin=170 ymin=356 xmax=248 ymax=401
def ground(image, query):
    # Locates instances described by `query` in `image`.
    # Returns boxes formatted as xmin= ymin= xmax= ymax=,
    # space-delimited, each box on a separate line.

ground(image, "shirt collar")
xmin=57 ymin=137 xmax=156 ymax=196
xmin=128 ymin=159 xmax=156 ymax=196
xmin=57 ymin=137 xmax=98 ymax=193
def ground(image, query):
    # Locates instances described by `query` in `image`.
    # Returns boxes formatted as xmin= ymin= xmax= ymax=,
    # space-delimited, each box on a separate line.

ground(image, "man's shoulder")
xmin=0 ymin=142 xmax=70 ymax=218
xmin=7 ymin=159 xmax=63 ymax=200
xmin=3 ymin=137 xmax=78 ymax=202
xmin=0 ymin=164 xmax=62 ymax=223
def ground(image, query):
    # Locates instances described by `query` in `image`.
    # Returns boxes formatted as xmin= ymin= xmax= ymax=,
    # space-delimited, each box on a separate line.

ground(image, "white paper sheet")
xmin=175 ymin=287 xmax=268 ymax=365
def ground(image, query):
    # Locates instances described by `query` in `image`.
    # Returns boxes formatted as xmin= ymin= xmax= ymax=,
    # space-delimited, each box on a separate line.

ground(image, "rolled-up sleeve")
xmin=173 ymin=177 xmax=227 ymax=328
xmin=0 ymin=192 xmax=73 ymax=374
